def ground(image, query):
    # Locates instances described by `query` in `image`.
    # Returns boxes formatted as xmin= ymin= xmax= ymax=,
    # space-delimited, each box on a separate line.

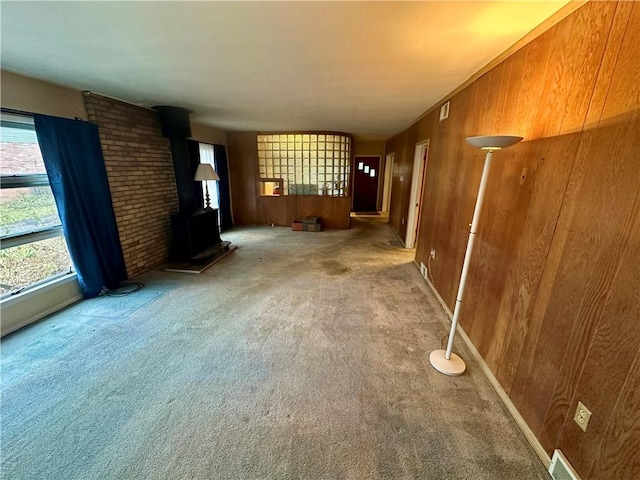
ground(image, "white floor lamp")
xmin=429 ymin=135 xmax=523 ymax=376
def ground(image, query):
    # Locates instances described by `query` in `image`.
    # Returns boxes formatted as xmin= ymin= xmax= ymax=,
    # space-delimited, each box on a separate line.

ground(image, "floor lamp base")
xmin=429 ymin=350 xmax=466 ymax=376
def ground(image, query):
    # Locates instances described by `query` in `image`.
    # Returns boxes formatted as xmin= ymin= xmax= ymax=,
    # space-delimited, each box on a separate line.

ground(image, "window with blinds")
xmin=257 ymin=133 xmax=351 ymax=197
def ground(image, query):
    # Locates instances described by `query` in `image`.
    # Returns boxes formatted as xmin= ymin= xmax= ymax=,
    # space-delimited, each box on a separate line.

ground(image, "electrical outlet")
xmin=573 ymin=401 xmax=592 ymax=432
xmin=430 ymin=248 xmax=436 ymax=259
xmin=420 ymin=262 xmax=427 ymax=279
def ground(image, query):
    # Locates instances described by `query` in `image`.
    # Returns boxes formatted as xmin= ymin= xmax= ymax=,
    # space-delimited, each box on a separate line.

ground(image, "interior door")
xmin=406 ymin=142 xmax=428 ymax=248
xmin=352 ymin=156 xmax=380 ymax=212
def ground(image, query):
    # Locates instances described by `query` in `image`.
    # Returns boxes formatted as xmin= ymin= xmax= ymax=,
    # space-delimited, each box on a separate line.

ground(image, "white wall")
xmin=190 ymin=122 xmax=227 ymax=145
xmin=1 ymin=69 xmax=88 ymax=119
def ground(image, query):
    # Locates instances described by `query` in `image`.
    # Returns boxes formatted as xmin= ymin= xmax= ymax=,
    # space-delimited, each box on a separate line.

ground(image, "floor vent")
xmin=420 ymin=262 xmax=427 ymax=279
xmin=549 ymin=450 xmax=581 ymax=480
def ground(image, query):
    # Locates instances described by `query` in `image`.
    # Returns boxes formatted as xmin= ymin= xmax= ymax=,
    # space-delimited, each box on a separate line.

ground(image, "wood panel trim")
xmin=415 ymin=260 xmax=552 ymax=469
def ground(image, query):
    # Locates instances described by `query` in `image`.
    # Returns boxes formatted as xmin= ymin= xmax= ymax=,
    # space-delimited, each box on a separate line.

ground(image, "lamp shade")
xmin=194 ymin=163 xmax=220 ymax=181
xmin=466 ymin=135 xmax=523 ymax=150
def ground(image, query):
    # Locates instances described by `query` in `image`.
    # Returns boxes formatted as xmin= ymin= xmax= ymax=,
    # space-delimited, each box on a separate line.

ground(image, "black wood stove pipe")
xmin=154 ymin=106 xmax=196 ymax=214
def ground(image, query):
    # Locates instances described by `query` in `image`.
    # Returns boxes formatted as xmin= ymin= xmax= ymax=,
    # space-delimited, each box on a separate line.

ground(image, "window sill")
xmin=1 ymin=273 xmax=82 ymax=337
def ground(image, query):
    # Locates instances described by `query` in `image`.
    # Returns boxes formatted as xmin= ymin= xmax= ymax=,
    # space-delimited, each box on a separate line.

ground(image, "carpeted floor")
xmin=1 ymin=217 xmax=550 ymax=479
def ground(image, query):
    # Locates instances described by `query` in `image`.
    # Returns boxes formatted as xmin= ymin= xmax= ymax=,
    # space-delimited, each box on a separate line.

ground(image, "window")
xmin=198 ymin=143 xmax=219 ymax=210
xmin=258 ymin=179 xmax=283 ymax=196
xmin=0 ymin=113 xmax=73 ymax=298
xmin=257 ymin=133 xmax=351 ymax=196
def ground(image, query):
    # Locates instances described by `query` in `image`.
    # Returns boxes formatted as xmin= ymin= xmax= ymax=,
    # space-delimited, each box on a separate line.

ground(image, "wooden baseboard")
xmin=456 ymin=325 xmax=551 ymax=468
xmin=413 ymin=261 xmax=551 ymax=469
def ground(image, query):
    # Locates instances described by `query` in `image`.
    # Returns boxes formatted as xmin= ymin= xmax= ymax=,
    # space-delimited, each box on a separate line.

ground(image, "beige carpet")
xmin=1 ymin=217 xmax=550 ymax=479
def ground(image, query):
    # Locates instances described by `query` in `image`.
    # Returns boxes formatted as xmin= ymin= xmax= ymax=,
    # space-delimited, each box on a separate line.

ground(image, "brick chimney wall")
xmin=83 ymin=92 xmax=178 ymax=277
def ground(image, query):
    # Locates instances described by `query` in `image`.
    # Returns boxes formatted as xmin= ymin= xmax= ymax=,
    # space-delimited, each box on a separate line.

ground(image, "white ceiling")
xmin=1 ymin=1 xmax=569 ymax=140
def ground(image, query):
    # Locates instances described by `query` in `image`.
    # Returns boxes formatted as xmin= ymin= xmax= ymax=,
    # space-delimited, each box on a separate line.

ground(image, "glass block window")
xmin=257 ymin=133 xmax=351 ymax=196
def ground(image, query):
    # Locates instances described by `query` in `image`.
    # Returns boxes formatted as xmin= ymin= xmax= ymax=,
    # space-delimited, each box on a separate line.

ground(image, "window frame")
xmin=258 ymin=178 xmax=284 ymax=197
xmin=1 ymin=173 xmax=65 ymax=250
xmin=0 ymin=112 xmax=73 ymax=298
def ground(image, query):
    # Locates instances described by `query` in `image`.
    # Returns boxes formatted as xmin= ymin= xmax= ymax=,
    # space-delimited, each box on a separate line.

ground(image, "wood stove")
xmin=156 ymin=106 xmax=230 ymax=263
xmin=171 ymin=209 xmax=228 ymax=262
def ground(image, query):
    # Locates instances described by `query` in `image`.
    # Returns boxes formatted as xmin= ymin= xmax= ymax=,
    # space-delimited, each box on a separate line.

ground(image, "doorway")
xmin=405 ymin=140 xmax=429 ymax=248
xmin=352 ymin=155 xmax=381 ymax=213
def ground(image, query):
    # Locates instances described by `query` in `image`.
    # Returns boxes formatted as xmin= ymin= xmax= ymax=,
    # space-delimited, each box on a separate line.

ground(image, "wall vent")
xmin=549 ymin=450 xmax=581 ymax=480
xmin=439 ymin=102 xmax=450 ymax=121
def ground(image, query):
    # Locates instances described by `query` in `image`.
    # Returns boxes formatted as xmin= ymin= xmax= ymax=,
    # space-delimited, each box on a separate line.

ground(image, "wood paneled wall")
xmin=386 ymin=2 xmax=640 ymax=478
xmin=227 ymin=132 xmax=260 ymax=225
xmin=226 ymin=132 xmax=351 ymax=229
xmin=258 ymin=196 xmax=351 ymax=229
xmin=386 ymin=130 xmax=414 ymax=243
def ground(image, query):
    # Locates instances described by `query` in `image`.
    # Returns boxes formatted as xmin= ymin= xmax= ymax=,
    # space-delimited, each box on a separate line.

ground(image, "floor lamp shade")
xmin=194 ymin=163 xmax=220 ymax=181
xmin=465 ymin=135 xmax=523 ymax=150
xmin=194 ymin=163 xmax=220 ymax=209
xmin=429 ymin=135 xmax=523 ymax=376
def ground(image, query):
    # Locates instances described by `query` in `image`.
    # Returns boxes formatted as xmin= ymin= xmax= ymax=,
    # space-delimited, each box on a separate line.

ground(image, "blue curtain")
xmin=214 ymin=144 xmax=233 ymax=231
xmin=187 ymin=139 xmax=204 ymax=209
xmin=34 ymin=115 xmax=127 ymax=298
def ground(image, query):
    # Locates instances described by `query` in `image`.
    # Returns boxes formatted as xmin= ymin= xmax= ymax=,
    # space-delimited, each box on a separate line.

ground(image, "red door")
xmin=352 ymin=156 xmax=380 ymax=213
